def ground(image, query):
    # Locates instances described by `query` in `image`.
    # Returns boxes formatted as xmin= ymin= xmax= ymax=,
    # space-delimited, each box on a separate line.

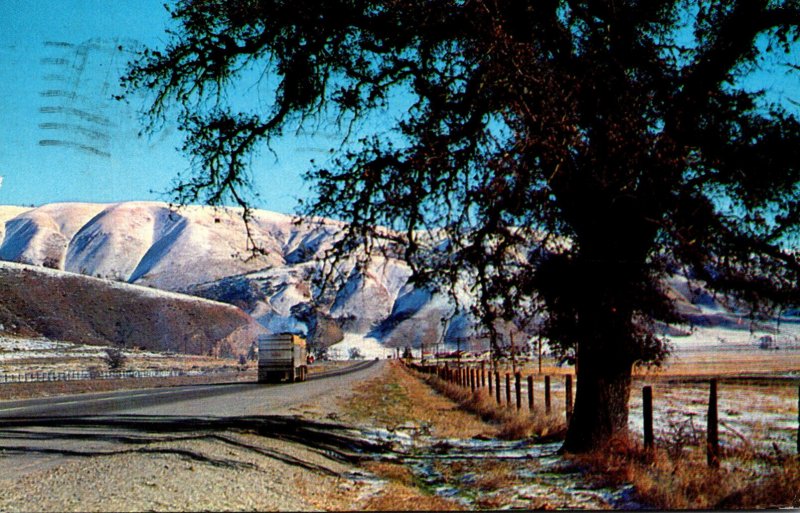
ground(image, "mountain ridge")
xmin=0 ymin=201 xmax=771 ymax=353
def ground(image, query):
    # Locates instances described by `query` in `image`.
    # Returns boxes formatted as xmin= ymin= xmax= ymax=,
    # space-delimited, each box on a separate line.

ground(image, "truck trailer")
xmin=257 ymin=333 xmax=308 ymax=383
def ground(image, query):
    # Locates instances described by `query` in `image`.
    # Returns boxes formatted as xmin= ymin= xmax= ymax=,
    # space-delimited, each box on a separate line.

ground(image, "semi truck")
xmin=257 ymin=333 xmax=308 ymax=383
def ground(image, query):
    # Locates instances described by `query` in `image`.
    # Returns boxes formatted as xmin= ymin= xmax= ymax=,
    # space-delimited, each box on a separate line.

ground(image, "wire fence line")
xmin=0 ymin=368 xmax=209 ymax=385
xmin=406 ymin=360 xmax=800 ymax=460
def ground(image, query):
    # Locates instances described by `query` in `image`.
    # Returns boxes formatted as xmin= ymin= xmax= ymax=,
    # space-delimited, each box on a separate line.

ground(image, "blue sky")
xmin=0 ymin=0 xmax=317 ymax=214
xmin=1 ymin=2 xmax=798 ymax=216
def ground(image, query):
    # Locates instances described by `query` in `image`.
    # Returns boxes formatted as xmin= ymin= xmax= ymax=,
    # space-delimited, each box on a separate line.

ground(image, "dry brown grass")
xmin=361 ymin=482 xmax=466 ymax=511
xmin=340 ymin=361 xmax=494 ymax=438
xmin=339 ymin=363 xmax=496 ymax=510
xmin=421 ymin=372 xmax=566 ymax=441
xmin=384 ymin=361 xmax=800 ymax=509
xmin=488 ymin=346 xmax=800 ymax=379
xmin=362 ymin=461 xmax=416 ymax=487
xmin=573 ymin=435 xmax=800 ymax=509
xmin=634 ymin=350 xmax=800 ymax=378
xmin=435 ymin=459 xmax=522 ymax=492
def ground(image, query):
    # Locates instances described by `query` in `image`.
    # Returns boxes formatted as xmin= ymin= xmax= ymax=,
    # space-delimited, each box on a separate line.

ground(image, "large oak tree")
xmin=124 ymin=0 xmax=800 ymax=452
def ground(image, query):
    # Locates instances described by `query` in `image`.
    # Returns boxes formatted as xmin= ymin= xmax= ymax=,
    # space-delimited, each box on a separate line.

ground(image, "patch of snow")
xmin=668 ymin=324 xmax=800 ymax=351
xmin=327 ymin=333 xmax=395 ymax=360
xmin=0 ymin=335 xmax=164 ymax=361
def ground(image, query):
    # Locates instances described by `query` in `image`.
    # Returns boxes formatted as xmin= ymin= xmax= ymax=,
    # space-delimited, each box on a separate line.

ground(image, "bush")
xmin=103 ymin=348 xmax=126 ymax=370
xmin=349 ymin=347 xmax=365 ymax=360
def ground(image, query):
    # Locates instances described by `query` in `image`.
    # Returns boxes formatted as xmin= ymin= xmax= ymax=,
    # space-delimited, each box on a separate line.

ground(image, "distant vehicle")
xmin=758 ymin=335 xmax=779 ymax=350
xmin=257 ymin=333 xmax=308 ymax=383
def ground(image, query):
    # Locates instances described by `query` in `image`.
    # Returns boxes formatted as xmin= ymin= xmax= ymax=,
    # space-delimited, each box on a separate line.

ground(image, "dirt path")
xmin=334 ymin=362 xmax=641 ymax=510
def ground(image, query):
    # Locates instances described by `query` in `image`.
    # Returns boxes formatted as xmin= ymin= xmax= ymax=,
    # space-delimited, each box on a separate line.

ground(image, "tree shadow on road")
xmin=0 ymin=414 xmax=393 ymax=475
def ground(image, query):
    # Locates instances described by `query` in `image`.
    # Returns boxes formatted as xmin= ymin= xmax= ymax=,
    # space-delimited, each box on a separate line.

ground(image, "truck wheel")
xmin=290 ymin=368 xmax=296 ymax=382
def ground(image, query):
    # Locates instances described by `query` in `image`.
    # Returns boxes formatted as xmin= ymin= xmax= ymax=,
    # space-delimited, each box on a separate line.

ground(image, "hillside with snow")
xmin=0 ymin=201 xmax=798 ymax=357
xmin=0 ymin=201 xmax=475 ymax=349
xmin=0 ymin=260 xmax=264 ymax=358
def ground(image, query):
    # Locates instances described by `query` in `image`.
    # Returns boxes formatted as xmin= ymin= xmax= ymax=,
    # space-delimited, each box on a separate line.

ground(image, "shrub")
xmin=103 ymin=348 xmax=126 ymax=370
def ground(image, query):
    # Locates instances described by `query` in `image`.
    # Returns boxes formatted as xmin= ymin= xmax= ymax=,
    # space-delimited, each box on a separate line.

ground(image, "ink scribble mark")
xmin=43 ymin=74 xmax=69 ymax=82
xmin=39 ymin=57 xmax=71 ymax=66
xmin=44 ymin=41 xmax=75 ymax=48
xmin=38 ymin=122 xmax=110 ymax=141
xmin=38 ymin=38 xmax=143 ymax=160
xmin=39 ymin=90 xmax=78 ymax=100
xmin=38 ymin=106 xmax=112 ymax=127
xmin=38 ymin=140 xmax=111 ymax=158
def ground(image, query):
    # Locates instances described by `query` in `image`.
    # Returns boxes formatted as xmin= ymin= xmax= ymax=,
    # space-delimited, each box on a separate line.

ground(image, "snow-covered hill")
xmin=1 ymin=201 xmax=797 ymax=356
xmin=0 ymin=260 xmax=264 ymax=358
xmin=0 ymin=201 xmax=469 ymax=348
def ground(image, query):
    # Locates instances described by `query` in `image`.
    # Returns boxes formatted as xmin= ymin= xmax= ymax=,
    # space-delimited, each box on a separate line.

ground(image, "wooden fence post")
xmin=545 ymin=375 xmax=551 ymax=414
xmin=643 ymin=386 xmax=654 ymax=451
xmin=796 ymin=385 xmax=799 ymax=455
xmin=566 ymin=375 xmax=573 ymax=421
xmin=488 ymin=369 xmax=493 ymax=394
xmin=528 ymin=375 xmax=534 ymax=411
xmin=515 ymin=372 xmax=522 ymax=410
xmin=495 ymin=371 xmax=501 ymax=405
xmin=505 ymin=373 xmax=512 ymax=407
xmin=707 ymin=379 xmax=720 ymax=468
xmin=481 ymin=362 xmax=486 ymax=388
xmin=471 ymin=369 xmax=476 ymax=392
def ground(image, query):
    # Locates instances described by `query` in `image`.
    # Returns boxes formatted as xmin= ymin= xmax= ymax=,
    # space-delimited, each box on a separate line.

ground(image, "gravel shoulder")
xmin=0 ymin=433 xmax=369 ymax=512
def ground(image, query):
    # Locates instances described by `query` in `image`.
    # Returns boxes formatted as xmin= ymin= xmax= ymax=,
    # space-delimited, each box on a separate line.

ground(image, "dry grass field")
xmin=407 ymin=342 xmax=800 ymax=509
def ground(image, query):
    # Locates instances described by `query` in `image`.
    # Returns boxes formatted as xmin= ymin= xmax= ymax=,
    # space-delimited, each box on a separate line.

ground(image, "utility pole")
xmin=538 ymin=337 xmax=543 ymax=374
xmin=510 ymin=331 xmax=517 ymax=374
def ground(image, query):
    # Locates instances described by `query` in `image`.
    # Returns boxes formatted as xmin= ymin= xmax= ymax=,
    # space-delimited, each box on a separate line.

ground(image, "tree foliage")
xmin=124 ymin=0 xmax=800 ymax=451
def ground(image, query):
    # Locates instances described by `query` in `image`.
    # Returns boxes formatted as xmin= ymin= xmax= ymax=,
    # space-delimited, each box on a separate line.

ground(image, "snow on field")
xmin=360 ymin=429 xmax=639 ymax=509
xmin=667 ymin=323 xmax=800 ymax=351
xmin=0 ymin=335 xmax=162 ymax=361
xmin=628 ymin=381 xmax=799 ymax=455
xmin=327 ymin=332 xmax=395 ymax=360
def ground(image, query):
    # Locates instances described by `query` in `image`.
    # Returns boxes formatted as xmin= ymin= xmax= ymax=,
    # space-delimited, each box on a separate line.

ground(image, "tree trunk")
xmin=534 ymin=225 xmax=656 ymax=453
xmin=560 ymin=276 xmax=638 ymax=453
xmin=562 ymin=341 xmax=633 ymax=453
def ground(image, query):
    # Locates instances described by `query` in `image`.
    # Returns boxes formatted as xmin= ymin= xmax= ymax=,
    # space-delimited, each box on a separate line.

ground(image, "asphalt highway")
xmin=0 ymin=359 xmax=386 ymax=483
xmin=0 ymin=359 xmax=382 ymax=418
